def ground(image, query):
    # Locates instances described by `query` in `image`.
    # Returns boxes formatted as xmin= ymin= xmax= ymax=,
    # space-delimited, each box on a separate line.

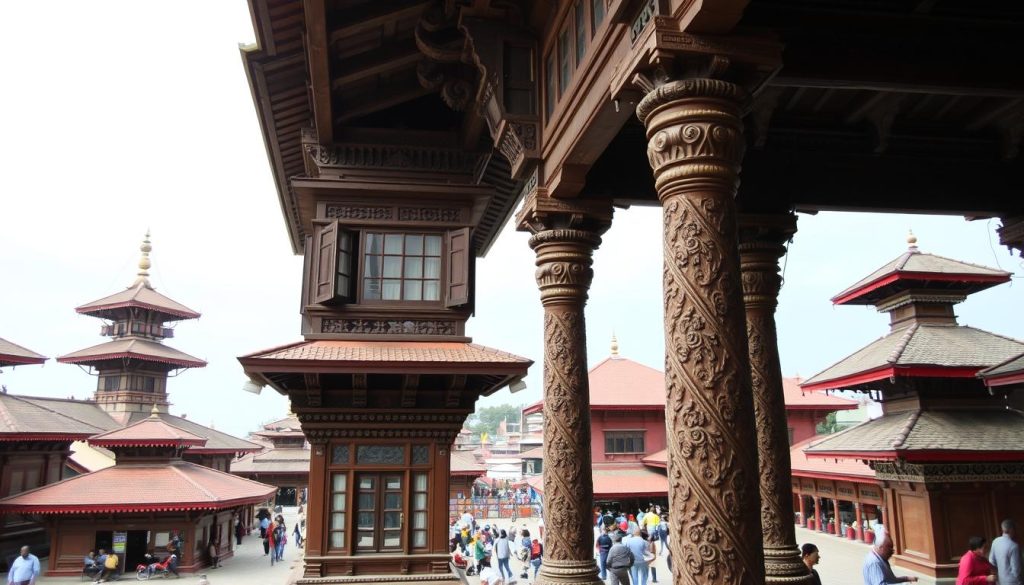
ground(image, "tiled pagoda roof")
xmin=801 ymin=324 xmax=1024 ymax=391
xmin=803 ymin=409 xmax=1024 ymax=462
xmin=58 ymin=338 xmax=207 ymax=369
xmin=832 ymin=244 xmax=1010 ymax=305
xmin=450 ymin=450 xmax=486 ymax=476
xmin=526 ymin=466 xmax=668 ymax=498
xmin=123 ymin=412 xmax=262 ymax=454
xmin=788 ymin=437 xmax=877 ymax=481
xmin=232 ymin=447 xmax=310 ymax=474
xmin=0 ymin=337 xmax=47 ymax=367
xmin=0 ymin=460 xmax=276 ymax=514
xmin=240 ymin=340 xmax=531 ymax=367
xmin=0 ymin=394 xmax=115 ymax=441
xmin=76 ymin=282 xmax=200 ymax=321
xmin=88 ymin=413 xmax=206 ymax=448
xmin=979 ymin=351 xmax=1024 ymax=387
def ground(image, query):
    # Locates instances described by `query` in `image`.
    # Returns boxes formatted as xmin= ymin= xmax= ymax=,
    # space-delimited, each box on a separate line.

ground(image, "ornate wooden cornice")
xmin=515 ymin=170 xmax=614 ymax=235
xmin=302 ymin=140 xmax=483 ymax=179
xmin=872 ymin=460 xmax=1024 ymax=483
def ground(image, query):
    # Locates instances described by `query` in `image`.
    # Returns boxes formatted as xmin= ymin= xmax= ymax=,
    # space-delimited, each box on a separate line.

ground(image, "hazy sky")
xmin=1 ymin=3 xmax=1021 ymax=439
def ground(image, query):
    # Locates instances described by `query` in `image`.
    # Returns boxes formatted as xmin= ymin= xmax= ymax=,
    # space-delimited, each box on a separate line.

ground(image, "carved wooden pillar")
xmin=529 ymin=227 xmax=605 ymax=585
xmin=739 ymin=214 xmax=810 ymax=585
xmin=637 ymin=78 xmax=764 ymax=585
xmin=855 ymin=502 xmax=864 ymax=541
xmin=813 ymin=497 xmax=822 ymax=532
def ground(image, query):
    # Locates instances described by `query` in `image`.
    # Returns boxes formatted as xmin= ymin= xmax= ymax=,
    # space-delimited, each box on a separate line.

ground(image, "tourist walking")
xmin=990 ymin=519 xmax=1022 ymax=585
xmin=624 ymin=528 xmax=650 ymax=585
xmin=235 ymin=516 xmax=245 ymax=545
xmin=272 ymin=515 xmax=288 ymax=564
xmin=529 ymin=538 xmax=544 ymax=581
xmin=7 ymin=546 xmax=40 ymax=585
xmin=208 ymin=537 xmax=220 ymax=569
xmin=802 ymin=543 xmax=822 ymax=585
xmin=596 ymin=527 xmax=613 ymax=580
xmin=606 ymin=532 xmax=632 ymax=585
xmin=495 ymin=529 xmax=513 ymax=582
xmin=957 ymin=536 xmax=996 ymax=585
xmin=863 ymin=536 xmax=919 ymax=585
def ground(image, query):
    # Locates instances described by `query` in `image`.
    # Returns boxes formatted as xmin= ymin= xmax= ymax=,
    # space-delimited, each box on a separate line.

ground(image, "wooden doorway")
xmin=355 ymin=473 xmax=404 ymax=552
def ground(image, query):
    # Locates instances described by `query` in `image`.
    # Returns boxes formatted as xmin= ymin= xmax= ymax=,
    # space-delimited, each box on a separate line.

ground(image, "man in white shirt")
xmin=990 ymin=519 xmax=1022 ymax=585
xmin=7 ymin=546 xmax=40 ymax=585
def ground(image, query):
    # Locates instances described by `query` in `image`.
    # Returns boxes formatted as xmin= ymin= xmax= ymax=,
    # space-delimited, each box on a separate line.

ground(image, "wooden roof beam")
xmin=327 ymin=0 xmax=432 ymax=44
xmin=332 ymin=39 xmax=422 ymax=89
xmin=304 ymin=0 xmax=333 ymax=145
xmin=335 ymin=83 xmax=433 ymax=123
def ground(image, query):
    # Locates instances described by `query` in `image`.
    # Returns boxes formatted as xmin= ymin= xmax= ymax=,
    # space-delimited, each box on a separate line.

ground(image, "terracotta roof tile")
xmin=89 ymin=415 xmax=206 ymax=448
xmin=527 ymin=466 xmax=669 ymax=498
xmin=241 ymin=340 xmax=531 ymax=365
xmin=804 ymin=409 xmax=1024 ymax=458
xmin=0 ymin=461 xmax=276 ymax=513
xmin=76 ymin=283 xmax=200 ymax=321
xmin=789 ymin=437 xmax=876 ymax=480
xmin=123 ymin=412 xmax=262 ymax=454
xmin=450 ymin=450 xmax=486 ymax=475
xmin=58 ymin=338 xmax=207 ymax=368
xmin=802 ymin=324 xmax=1024 ymax=389
xmin=0 ymin=394 xmax=117 ymax=439
xmin=782 ymin=377 xmax=859 ymax=410
xmin=0 ymin=337 xmax=47 ymax=366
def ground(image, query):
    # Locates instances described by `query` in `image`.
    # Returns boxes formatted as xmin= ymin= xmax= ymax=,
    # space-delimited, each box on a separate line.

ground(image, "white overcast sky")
xmin=1 ymin=2 xmax=1022 ymax=438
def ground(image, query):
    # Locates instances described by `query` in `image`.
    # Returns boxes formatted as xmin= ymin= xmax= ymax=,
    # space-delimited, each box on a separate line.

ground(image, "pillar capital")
xmin=528 ymin=229 xmax=602 ymax=307
xmin=739 ymin=214 xmax=797 ymax=309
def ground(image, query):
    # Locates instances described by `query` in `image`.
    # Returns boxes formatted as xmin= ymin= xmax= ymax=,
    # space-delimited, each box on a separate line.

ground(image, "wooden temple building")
xmin=800 ymin=237 xmax=1024 ymax=580
xmin=238 ymin=1 xmax=1024 ymax=585
xmin=232 ymin=414 xmax=312 ymax=507
xmin=0 ymin=236 xmax=267 ymax=575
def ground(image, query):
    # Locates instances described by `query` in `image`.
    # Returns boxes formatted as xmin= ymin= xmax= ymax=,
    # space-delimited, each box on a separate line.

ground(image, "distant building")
xmin=232 ymin=414 xmax=310 ymax=507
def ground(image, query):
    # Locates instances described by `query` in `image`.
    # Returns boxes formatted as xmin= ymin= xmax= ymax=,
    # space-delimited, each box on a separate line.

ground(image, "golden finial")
xmin=149 ymin=403 xmax=161 ymax=418
xmin=610 ymin=333 xmax=619 ymax=358
xmin=907 ymin=230 xmax=918 ymax=249
xmin=134 ymin=230 xmax=153 ymax=287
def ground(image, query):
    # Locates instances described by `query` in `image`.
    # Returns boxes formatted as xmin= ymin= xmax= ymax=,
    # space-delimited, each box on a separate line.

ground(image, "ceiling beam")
xmin=335 ymin=83 xmax=433 ymax=123
xmin=328 ymin=0 xmax=431 ymax=44
xmin=304 ymin=0 xmax=333 ymax=145
xmin=332 ymin=39 xmax=422 ymax=89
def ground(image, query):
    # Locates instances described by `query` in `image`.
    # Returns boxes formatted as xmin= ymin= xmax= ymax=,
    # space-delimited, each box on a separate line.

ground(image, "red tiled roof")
xmin=58 ymin=338 xmax=207 ymax=369
xmin=76 ymin=282 xmax=200 ymax=321
xmin=0 ymin=461 xmax=276 ymax=514
xmin=123 ymin=412 xmax=261 ymax=454
xmin=0 ymin=337 xmax=47 ymax=366
xmin=789 ymin=437 xmax=877 ymax=481
xmin=240 ymin=340 xmax=531 ymax=368
xmin=89 ymin=415 xmax=206 ymax=448
xmin=641 ymin=449 xmax=667 ymax=469
xmin=519 ymin=446 xmax=544 ymax=459
xmin=450 ymin=450 xmax=487 ymax=476
xmin=528 ymin=466 xmax=669 ymax=498
xmin=782 ymin=377 xmax=858 ymax=410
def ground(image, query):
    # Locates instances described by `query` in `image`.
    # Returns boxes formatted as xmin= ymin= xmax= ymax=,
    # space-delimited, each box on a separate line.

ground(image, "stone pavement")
xmin=37 ymin=507 xmax=304 ymax=585
xmin=795 ymin=526 xmax=931 ymax=585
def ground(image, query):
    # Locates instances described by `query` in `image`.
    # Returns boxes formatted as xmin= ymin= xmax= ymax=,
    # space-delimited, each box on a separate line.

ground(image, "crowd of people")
xmin=450 ymin=510 xmax=543 ymax=585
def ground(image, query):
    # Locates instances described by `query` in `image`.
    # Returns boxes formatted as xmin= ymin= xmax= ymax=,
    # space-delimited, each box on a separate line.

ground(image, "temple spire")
xmin=907 ymin=229 xmax=918 ymax=250
xmin=610 ymin=332 xmax=619 ymax=358
xmin=134 ymin=230 xmax=153 ymax=287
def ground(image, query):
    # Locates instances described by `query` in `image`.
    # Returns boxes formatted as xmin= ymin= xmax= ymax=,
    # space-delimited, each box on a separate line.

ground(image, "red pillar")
xmin=798 ymin=494 xmax=806 ymax=527
xmin=814 ymin=497 xmax=822 ymax=532
xmin=855 ymin=502 xmax=864 ymax=542
xmin=833 ymin=498 xmax=841 ymax=535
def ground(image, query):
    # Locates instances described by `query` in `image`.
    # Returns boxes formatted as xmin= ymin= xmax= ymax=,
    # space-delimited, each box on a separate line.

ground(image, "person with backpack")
xmin=606 ymin=532 xmax=632 ymax=585
xmin=529 ymin=538 xmax=544 ymax=581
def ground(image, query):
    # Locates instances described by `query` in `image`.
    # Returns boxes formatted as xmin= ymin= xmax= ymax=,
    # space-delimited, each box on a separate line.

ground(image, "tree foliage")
xmin=816 ymin=411 xmax=841 ymax=435
xmin=468 ymin=403 xmax=523 ymax=439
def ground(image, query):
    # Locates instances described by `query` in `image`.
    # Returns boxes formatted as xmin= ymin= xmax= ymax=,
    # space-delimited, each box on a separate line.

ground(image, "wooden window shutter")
xmin=300 ymin=235 xmax=314 ymax=310
xmin=314 ymin=222 xmax=339 ymax=304
xmin=445 ymin=227 xmax=471 ymax=307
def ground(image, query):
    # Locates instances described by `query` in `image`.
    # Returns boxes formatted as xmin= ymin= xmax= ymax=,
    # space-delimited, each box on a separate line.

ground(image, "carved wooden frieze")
xmin=325 ymin=206 xmax=394 ymax=221
xmin=397 ymin=207 xmax=462 ymax=222
xmin=872 ymin=461 xmax=1024 ymax=483
xmin=321 ymin=318 xmax=458 ymax=336
xmin=298 ymin=412 xmax=466 ymax=424
xmin=323 ymin=205 xmax=463 ymax=225
xmin=304 ymin=143 xmax=481 ymax=176
xmin=303 ymin=428 xmax=460 ymax=441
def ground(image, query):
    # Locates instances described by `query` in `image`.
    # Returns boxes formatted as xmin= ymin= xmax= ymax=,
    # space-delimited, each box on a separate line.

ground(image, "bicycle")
xmin=135 ymin=554 xmax=179 ymax=580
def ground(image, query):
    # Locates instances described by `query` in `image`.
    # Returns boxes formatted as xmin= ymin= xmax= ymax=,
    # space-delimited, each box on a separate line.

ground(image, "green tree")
xmin=469 ymin=403 xmax=523 ymax=440
xmin=816 ymin=411 xmax=841 ymax=435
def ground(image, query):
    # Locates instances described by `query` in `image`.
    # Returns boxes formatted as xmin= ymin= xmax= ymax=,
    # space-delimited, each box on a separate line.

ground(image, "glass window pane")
xmin=333 ymin=494 xmax=347 ymax=511
xmin=575 ymin=1 xmax=585 ymax=65
xmin=358 ymin=493 xmax=375 ymax=509
xmin=358 ymin=512 xmax=375 ymax=529
xmin=404 ymin=257 xmax=423 ymax=278
xmin=332 ymin=471 xmax=347 ymax=490
xmin=404 ymin=280 xmax=422 ymax=300
xmin=414 ymin=493 xmax=427 ymax=510
xmin=413 ymin=511 xmax=427 ymax=529
xmin=383 ymin=256 xmax=402 ymax=278
xmin=414 ymin=473 xmax=428 ymax=491
xmin=559 ymin=28 xmax=571 ymax=92
xmin=363 ymin=278 xmax=381 ymax=300
xmin=384 ymin=493 xmax=402 ymax=509
xmin=382 ymin=280 xmax=401 ymax=300
xmin=332 ymin=446 xmax=350 ymax=465
xmin=359 ymin=476 xmax=375 ymax=490
xmin=364 ymin=254 xmax=382 ymax=278
xmin=591 ymin=0 xmax=605 ymax=32
xmin=330 ymin=532 xmax=345 ymax=548
xmin=357 ymin=446 xmax=405 ymax=465
xmin=413 ymin=531 xmax=426 ymax=548
xmin=424 ymin=258 xmax=441 ymax=278
xmin=423 ymin=281 xmax=440 ymax=301
xmin=366 ymin=233 xmax=383 ymax=254
xmin=384 ymin=533 xmax=401 ymax=548
xmin=412 ymin=446 xmax=430 ymax=465
xmin=358 ymin=532 xmax=374 ymax=547
xmin=424 ymin=235 xmax=442 ymax=256
xmin=385 ymin=475 xmax=402 ymax=490
xmin=384 ymin=512 xmax=401 ymax=529
xmin=331 ymin=512 xmax=346 ymax=530
xmin=384 ymin=234 xmax=404 ymax=254
xmin=405 ymin=235 xmax=423 ymax=255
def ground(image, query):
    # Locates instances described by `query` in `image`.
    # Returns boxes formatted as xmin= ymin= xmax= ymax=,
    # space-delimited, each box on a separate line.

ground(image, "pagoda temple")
xmin=0 ymin=406 xmax=276 ymax=575
xmin=801 ymin=234 xmax=1024 ymax=580
xmin=232 ymin=414 xmax=311 ymax=507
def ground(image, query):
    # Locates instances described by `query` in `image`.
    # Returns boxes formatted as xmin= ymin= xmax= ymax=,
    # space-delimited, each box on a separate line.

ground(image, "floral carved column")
xmin=636 ymin=78 xmax=764 ymax=585
xmin=739 ymin=214 xmax=811 ymax=585
xmin=530 ymin=227 xmax=604 ymax=585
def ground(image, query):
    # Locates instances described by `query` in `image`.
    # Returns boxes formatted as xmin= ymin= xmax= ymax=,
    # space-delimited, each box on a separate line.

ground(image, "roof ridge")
xmin=5 ymin=394 xmax=109 ymax=433
xmin=980 ymin=350 xmax=1024 ymax=374
xmin=906 ymin=250 xmax=1009 ymax=275
xmin=893 ymin=250 xmax=915 ymax=271
xmin=959 ymin=325 xmax=1024 ymax=346
xmin=886 ymin=323 xmax=919 ymax=364
xmin=170 ymin=462 xmax=218 ymax=500
xmin=888 ymin=410 xmax=920 ymax=450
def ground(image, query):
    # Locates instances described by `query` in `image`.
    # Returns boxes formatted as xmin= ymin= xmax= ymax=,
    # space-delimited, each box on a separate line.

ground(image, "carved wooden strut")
xmin=739 ymin=214 xmax=812 ymax=585
xmin=530 ymin=228 xmax=604 ymax=585
xmin=637 ymin=79 xmax=765 ymax=585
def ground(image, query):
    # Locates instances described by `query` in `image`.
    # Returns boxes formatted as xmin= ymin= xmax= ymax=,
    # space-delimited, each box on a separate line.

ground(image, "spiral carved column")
xmin=529 ymin=228 xmax=604 ymax=585
xmin=738 ymin=214 xmax=811 ymax=585
xmin=637 ymin=78 xmax=764 ymax=585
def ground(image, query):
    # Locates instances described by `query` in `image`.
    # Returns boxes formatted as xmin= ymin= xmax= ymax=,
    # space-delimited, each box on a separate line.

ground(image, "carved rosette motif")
xmin=529 ymin=228 xmax=603 ymax=585
xmin=739 ymin=216 xmax=810 ymax=585
xmin=321 ymin=319 xmax=457 ymax=336
xmin=638 ymin=79 xmax=765 ymax=585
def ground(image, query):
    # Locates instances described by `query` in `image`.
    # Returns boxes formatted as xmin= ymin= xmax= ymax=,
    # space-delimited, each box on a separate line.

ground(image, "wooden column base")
xmin=537 ymin=558 xmax=603 ymax=585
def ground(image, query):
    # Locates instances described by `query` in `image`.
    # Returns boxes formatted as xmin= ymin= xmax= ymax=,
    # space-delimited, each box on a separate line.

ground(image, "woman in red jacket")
xmin=957 ymin=536 xmax=996 ymax=585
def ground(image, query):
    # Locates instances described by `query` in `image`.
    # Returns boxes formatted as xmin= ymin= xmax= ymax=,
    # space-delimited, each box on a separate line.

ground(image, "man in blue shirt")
xmin=624 ymin=528 xmax=651 ymax=585
xmin=863 ymin=536 xmax=919 ymax=585
xmin=7 ymin=545 xmax=40 ymax=585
